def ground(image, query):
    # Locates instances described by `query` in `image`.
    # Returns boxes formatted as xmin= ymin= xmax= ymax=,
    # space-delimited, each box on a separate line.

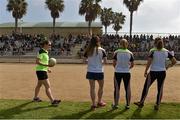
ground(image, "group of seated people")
xmin=0 ymin=33 xmax=180 ymax=60
xmin=78 ymin=34 xmax=180 ymax=60
xmin=0 ymin=33 xmax=78 ymax=56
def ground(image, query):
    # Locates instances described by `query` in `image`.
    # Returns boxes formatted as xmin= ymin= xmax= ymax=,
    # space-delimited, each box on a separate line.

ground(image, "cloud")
xmin=105 ymin=0 xmax=180 ymax=33
xmin=132 ymin=0 xmax=180 ymax=33
xmin=0 ymin=0 xmax=180 ymax=33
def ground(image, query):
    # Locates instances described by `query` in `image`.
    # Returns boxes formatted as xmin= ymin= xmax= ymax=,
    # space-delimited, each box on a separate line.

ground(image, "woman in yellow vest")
xmin=33 ymin=40 xmax=61 ymax=106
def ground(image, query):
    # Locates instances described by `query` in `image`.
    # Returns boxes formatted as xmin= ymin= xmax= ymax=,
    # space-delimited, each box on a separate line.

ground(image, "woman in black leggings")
xmin=134 ymin=37 xmax=177 ymax=110
xmin=112 ymin=39 xmax=134 ymax=109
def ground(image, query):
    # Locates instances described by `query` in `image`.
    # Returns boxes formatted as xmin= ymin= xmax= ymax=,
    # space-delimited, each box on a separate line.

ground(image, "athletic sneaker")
xmin=125 ymin=105 xmax=130 ymax=109
xmin=97 ymin=101 xmax=106 ymax=107
xmin=154 ymin=104 xmax=159 ymax=110
xmin=134 ymin=102 xmax=144 ymax=108
xmin=51 ymin=99 xmax=61 ymax=106
xmin=33 ymin=97 xmax=42 ymax=102
xmin=111 ymin=104 xmax=119 ymax=110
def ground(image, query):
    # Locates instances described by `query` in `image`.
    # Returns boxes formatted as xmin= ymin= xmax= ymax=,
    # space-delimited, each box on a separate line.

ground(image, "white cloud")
xmin=133 ymin=0 xmax=180 ymax=33
xmin=0 ymin=0 xmax=180 ymax=33
xmin=104 ymin=0 xmax=180 ymax=33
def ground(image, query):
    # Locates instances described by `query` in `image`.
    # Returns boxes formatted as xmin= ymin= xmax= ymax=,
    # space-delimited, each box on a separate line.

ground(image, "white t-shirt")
xmin=149 ymin=48 xmax=173 ymax=71
xmin=113 ymin=49 xmax=134 ymax=73
xmin=84 ymin=47 xmax=107 ymax=73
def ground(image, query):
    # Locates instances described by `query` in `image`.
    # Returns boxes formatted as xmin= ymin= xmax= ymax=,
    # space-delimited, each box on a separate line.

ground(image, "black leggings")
xmin=114 ymin=72 xmax=131 ymax=106
xmin=140 ymin=71 xmax=166 ymax=105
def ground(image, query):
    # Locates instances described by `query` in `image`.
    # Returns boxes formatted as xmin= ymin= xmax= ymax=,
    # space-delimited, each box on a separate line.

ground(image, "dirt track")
xmin=0 ymin=63 xmax=180 ymax=103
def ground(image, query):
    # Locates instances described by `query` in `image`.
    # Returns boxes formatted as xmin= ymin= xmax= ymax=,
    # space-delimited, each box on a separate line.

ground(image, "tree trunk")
xmin=130 ymin=11 xmax=133 ymax=41
xmin=88 ymin=21 xmax=92 ymax=36
xmin=105 ymin=26 xmax=107 ymax=35
xmin=53 ymin=17 xmax=56 ymax=35
xmin=15 ymin=18 xmax=18 ymax=33
xmin=116 ymin=30 xmax=118 ymax=35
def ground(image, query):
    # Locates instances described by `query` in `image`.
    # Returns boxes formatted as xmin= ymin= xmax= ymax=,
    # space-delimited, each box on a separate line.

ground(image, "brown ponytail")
xmin=154 ymin=37 xmax=164 ymax=50
xmin=85 ymin=36 xmax=100 ymax=57
xmin=120 ymin=39 xmax=128 ymax=49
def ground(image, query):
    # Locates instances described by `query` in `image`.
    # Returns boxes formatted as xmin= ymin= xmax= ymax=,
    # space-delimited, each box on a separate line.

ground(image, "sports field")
xmin=0 ymin=63 xmax=180 ymax=103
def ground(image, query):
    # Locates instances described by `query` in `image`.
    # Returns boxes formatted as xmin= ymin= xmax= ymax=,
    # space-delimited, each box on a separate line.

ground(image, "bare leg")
xmin=42 ymin=79 xmax=54 ymax=102
xmin=34 ymin=81 xmax=43 ymax=98
xmin=97 ymin=80 xmax=104 ymax=103
xmin=89 ymin=80 xmax=96 ymax=106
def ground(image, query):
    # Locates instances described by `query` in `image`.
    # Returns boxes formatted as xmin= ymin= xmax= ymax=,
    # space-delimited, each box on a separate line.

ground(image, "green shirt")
xmin=36 ymin=49 xmax=49 ymax=71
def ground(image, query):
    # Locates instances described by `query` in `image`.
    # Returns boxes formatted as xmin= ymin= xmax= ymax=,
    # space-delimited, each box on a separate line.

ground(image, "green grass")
xmin=0 ymin=99 xmax=180 ymax=119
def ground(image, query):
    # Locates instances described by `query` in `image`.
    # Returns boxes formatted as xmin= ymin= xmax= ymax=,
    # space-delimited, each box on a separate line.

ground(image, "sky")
xmin=0 ymin=0 xmax=180 ymax=34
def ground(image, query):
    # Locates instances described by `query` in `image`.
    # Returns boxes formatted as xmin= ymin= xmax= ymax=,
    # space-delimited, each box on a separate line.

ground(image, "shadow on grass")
xmin=52 ymin=108 xmax=92 ymax=119
xmin=0 ymin=101 xmax=51 ymax=119
xmin=130 ymin=108 xmax=142 ymax=118
xmin=144 ymin=109 xmax=158 ymax=118
xmin=131 ymin=107 xmax=158 ymax=119
xmin=86 ymin=108 xmax=128 ymax=119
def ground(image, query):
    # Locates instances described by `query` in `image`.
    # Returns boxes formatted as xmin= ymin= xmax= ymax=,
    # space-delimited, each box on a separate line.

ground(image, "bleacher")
xmin=0 ymin=33 xmax=180 ymax=60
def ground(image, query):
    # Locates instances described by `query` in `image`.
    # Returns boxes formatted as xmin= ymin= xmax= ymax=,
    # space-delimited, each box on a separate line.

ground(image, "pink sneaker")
xmin=97 ymin=101 xmax=106 ymax=107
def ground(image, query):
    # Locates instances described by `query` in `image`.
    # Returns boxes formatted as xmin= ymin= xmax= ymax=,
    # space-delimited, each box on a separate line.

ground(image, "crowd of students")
xmin=1 ymin=33 xmax=180 ymax=60
xmin=0 ymin=33 xmax=78 ymax=56
xmin=79 ymin=34 xmax=180 ymax=60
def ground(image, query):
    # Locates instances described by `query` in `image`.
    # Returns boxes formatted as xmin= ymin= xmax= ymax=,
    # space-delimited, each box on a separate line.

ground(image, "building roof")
xmin=0 ymin=22 xmax=102 ymax=28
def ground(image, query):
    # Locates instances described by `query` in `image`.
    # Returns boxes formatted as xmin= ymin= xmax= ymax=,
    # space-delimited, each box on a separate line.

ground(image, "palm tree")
xmin=45 ymin=0 xmax=64 ymax=34
xmin=123 ymin=0 xmax=143 ymax=40
xmin=100 ymin=8 xmax=113 ymax=35
xmin=112 ymin=12 xmax=125 ymax=35
xmin=79 ymin=0 xmax=102 ymax=35
xmin=113 ymin=24 xmax=122 ymax=35
xmin=7 ymin=0 xmax=28 ymax=33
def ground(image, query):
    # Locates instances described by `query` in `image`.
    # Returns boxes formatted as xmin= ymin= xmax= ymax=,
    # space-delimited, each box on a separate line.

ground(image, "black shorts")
xmin=36 ymin=71 xmax=48 ymax=80
xmin=86 ymin=72 xmax=104 ymax=80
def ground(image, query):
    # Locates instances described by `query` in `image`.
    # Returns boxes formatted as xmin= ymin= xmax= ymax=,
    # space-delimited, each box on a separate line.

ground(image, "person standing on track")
xmin=83 ymin=36 xmax=107 ymax=110
xmin=33 ymin=40 xmax=61 ymax=106
xmin=112 ymin=39 xmax=134 ymax=109
xmin=134 ymin=37 xmax=177 ymax=110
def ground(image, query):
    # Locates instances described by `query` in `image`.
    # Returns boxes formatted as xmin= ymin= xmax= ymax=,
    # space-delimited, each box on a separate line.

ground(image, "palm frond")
xmin=79 ymin=0 xmax=101 ymax=22
xmin=123 ymin=0 xmax=143 ymax=12
xmin=100 ymin=7 xmax=113 ymax=27
xmin=6 ymin=0 xmax=28 ymax=18
xmin=45 ymin=0 xmax=64 ymax=18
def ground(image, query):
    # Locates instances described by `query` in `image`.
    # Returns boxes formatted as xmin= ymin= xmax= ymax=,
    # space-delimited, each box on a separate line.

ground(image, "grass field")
xmin=0 ymin=63 xmax=180 ymax=119
xmin=0 ymin=99 xmax=180 ymax=119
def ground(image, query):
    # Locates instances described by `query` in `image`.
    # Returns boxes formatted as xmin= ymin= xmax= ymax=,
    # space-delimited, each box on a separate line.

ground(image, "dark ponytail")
xmin=85 ymin=36 xmax=100 ymax=57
